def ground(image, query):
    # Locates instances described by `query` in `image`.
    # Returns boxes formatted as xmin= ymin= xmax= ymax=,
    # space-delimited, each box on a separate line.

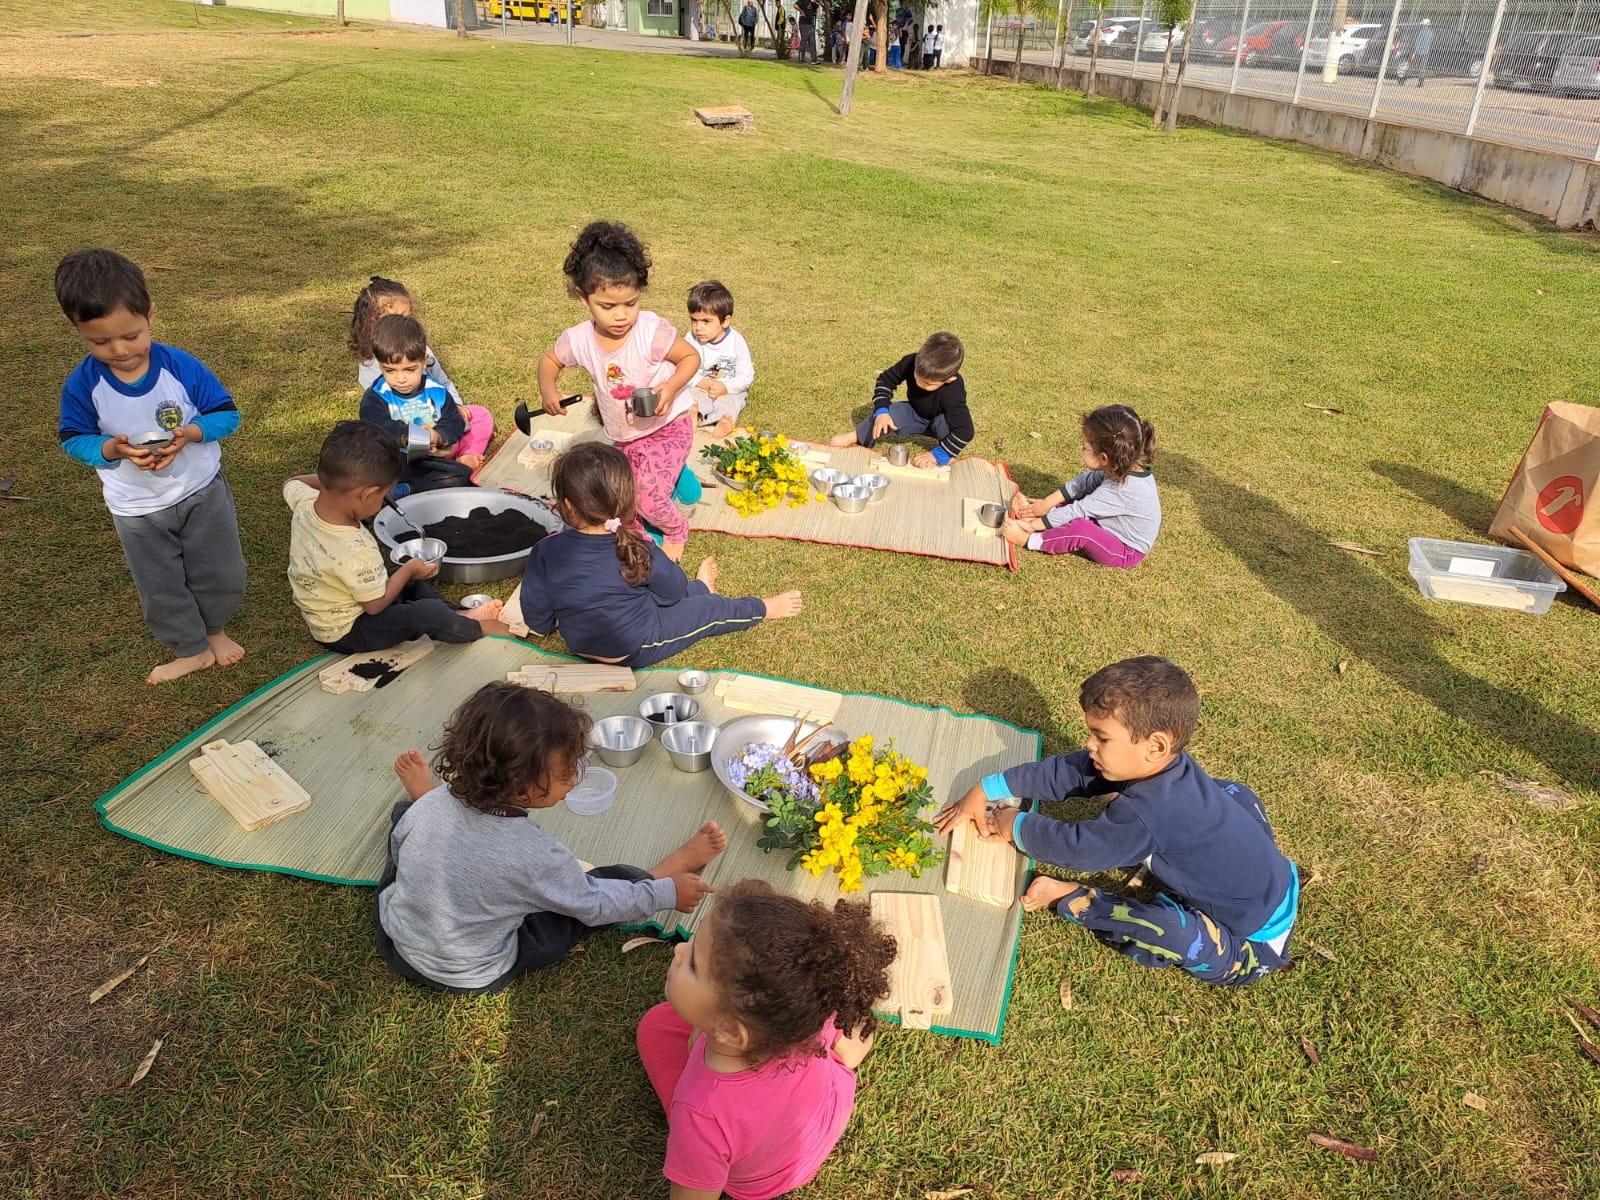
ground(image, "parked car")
xmin=1494 ymin=30 xmax=1591 ymax=91
xmin=1139 ymin=23 xmax=1185 ymax=57
xmin=1351 ymin=23 xmax=1487 ymax=80
xmin=1549 ymin=36 xmax=1600 ymax=95
xmin=1101 ymin=18 xmax=1161 ymax=57
xmin=1216 ymin=20 xmax=1310 ymax=68
xmin=1305 ymin=22 xmax=1384 ymax=71
xmin=1189 ymin=16 xmax=1245 ymax=57
xmin=1073 ymin=16 xmax=1143 ymax=54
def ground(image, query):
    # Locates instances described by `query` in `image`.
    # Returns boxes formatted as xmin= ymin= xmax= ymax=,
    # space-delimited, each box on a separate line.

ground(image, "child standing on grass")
xmin=379 ymin=682 xmax=727 ymax=994
xmin=537 ymin=221 xmax=703 ymax=561
xmin=936 ymin=657 xmax=1299 ymax=986
xmin=637 ymin=879 xmax=896 ymax=1200
xmin=348 ymin=275 xmax=494 ymax=468
xmin=828 ymin=332 xmax=972 ymax=470
xmin=55 ymin=249 xmax=247 ymax=685
xmin=1004 ymin=404 xmax=1161 ymax=568
xmin=515 ymin=443 xmax=802 ymax=667
xmin=284 ymin=421 xmax=507 ymax=652
xmin=684 ymin=280 xmax=755 ymax=439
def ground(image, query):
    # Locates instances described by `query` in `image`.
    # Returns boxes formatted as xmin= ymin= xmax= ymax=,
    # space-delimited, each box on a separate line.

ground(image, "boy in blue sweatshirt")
xmin=936 ymin=656 xmax=1298 ymax=985
xmin=55 ymin=249 xmax=247 ymax=685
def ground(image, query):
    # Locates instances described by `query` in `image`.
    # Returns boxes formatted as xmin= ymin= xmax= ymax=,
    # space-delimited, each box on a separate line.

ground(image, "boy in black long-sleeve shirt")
xmin=829 ymin=331 xmax=972 ymax=469
xmin=937 ymin=657 xmax=1300 ymax=986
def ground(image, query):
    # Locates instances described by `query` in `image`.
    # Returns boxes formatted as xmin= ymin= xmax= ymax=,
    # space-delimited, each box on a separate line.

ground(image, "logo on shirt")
xmin=154 ymin=397 xmax=183 ymax=432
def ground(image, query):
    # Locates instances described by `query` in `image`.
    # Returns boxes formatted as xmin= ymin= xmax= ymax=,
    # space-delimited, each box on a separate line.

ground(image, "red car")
xmin=1216 ymin=20 xmax=1308 ymax=68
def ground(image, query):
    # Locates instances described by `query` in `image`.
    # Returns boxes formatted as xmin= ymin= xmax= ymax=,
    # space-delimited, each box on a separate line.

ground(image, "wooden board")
xmin=962 ymin=497 xmax=1006 ymax=539
xmin=1425 ymin=576 xmax=1540 ymax=611
xmin=713 ymin=675 xmax=843 ymax=724
xmin=870 ymin=453 xmax=951 ymax=482
xmin=946 ymin=818 xmax=1020 ymax=907
xmin=319 ymin=636 xmax=436 ymax=694
xmin=1510 ymin=526 xmax=1600 ymax=610
xmin=507 ymin=664 xmax=637 ymax=693
xmin=189 ymin=739 xmax=311 ymax=831
xmin=870 ymin=892 xmax=954 ymax=1030
xmin=694 ymin=105 xmax=753 ymax=128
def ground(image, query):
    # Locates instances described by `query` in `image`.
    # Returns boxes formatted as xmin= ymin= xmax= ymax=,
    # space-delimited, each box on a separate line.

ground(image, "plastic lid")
xmin=565 ymin=765 xmax=618 ymax=816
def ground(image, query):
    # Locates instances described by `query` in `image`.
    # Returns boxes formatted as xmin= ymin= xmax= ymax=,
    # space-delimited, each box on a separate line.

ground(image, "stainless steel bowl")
xmin=711 ymin=715 xmax=851 ymax=812
xmin=831 ymin=484 xmax=871 ymax=514
xmin=589 ymin=715 xmax=654 ymax=767
xmin=390 ymin=537 xmax=448 ymax=566
xmin=790 ymin=441 xmax=811 ymax=456
xmin=677 ymin=670 xmax=710 ymax=694
xmin=851 ymin=473 xmax=890 ymax=502
xmin=660 ymin=722 xmax=717 ymax=773
xmin=129 ymin=430 xmax=174 ymax=448
xmin=977 ymin=503 xmax=1006 ymax=529
xmin=404 ymin=424 xmax=433 ymax=462
xmin=639 ymin=692 xmax=700 ymax=727
xmin=373 ymin=489 xmax=565 ymax=584
xmin=459 ymin=593 xmax=495 ymax=610
xmin=712 ymin=471 xmax=746 ymax=491
xmin=809 ymin=467 xmax=851 ymax=496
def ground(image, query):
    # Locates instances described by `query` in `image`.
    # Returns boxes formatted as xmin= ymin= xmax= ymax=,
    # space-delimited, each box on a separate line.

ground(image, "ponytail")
xmin=550 ymin=442 xmax=652 ymax=587
xmin=348 ymin=275 xmax=412 ymax=359
xmin=614 ymin=524 xmax=653 ymax=588
xmin=1137 ymin=418 xmax=1157 ymax=471
xmin=1081 ymin=404 xmax=1156 ymax=482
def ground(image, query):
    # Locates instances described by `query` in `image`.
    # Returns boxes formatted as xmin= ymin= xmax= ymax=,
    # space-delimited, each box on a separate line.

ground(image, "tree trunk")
xmin=1163 ymin=0 xmax=1201 ymax=130
xmin=336 ymin=0 xmax=345 ymax=25
xmin=873 ymin=0 xmax=888 ymax=73
xmin=1085 ymin=2 xmax=1102 ymax=98
xmin=839 ymin=0 xmax=873 ymax=112
xmin=1013 ymin=19 xmax=1025 ymax=81
xmin=1152 ymin=29 xmax=1176 ymax=124
xmin=454 ymin=0 xmax=467 ymax=36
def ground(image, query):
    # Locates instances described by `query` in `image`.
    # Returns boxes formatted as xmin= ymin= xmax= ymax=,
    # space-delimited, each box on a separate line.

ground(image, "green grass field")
xmin=2 ymin=2 xmax=1598 ymax=1195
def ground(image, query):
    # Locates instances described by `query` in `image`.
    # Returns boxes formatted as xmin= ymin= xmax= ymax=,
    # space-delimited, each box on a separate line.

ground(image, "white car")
xmin=1073 ymin=17 xmax=1137 ymax=54
xmin=1139 ymin=24 xmax=1184 ymax=56
xmin=1306 ymin=22 xmax=1383 ymax=70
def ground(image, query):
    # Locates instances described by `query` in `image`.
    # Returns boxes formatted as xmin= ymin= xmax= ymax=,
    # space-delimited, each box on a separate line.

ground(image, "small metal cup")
xmin=885 ymin=444 xmax=911 ymax=467
xmin=631 ymin=388 xmax=659 ymax=417
xmin=977 ymin=503 xmax=1006 ymax=529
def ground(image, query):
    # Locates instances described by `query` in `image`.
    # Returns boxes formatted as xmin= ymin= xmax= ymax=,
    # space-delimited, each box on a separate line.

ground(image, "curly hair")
xmin=1081 ymin=404 xmax=1156 ymax=483
xmin=434 ymin=682 xmax=592 ymax=813
xmin=347 ymin=275 xmax=413 ymax=359
xmin=551 ymin=442 xmax=653 ymax=587
xmin=563 ymin=220 xmax=651 ymax=297
xmin=708 ymin=880 xmax=897 ymax=1068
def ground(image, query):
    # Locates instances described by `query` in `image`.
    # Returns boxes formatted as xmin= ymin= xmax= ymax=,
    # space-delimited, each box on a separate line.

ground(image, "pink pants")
xmin=448 ymin=405 xmax=495 ymax=460
xmin=1030 ymin=517 xmax=1146 ymax=568
xmin=637 ymin=1001 xmax=694 ymax=1115
xmin=619 ymin=414 xmax=694 ymax=547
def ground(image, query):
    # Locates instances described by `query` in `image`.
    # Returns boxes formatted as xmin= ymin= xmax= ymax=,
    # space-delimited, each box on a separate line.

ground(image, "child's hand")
xmin=670 ymin=871 xmax=715 ymax=913
xmin=1021 ymin=497 xmax=1054 ymax=519
xmin=651 ymin=384 xmax=675 ymax=416
xmin=406 ymin=556 xmax=440 ymax=581
xmin=911 ymin=450 xmax=938 ymax=470
xmin=1009 ymin=491 xmax=1032 ymax=518
xmin=933 ymin=782 xmax=990 ymax=836
xmin=540 ymin=393 xmax=566 ymax=416
xmin=703 ymin=379 xmax=727 ymax=399
xmin=871 ymin=412 xmax=898 ymax=440
xmin=105 ymin=434 xmax=160 ymax=471
xmin=980 ymin=804 xmax=1021 ymax=844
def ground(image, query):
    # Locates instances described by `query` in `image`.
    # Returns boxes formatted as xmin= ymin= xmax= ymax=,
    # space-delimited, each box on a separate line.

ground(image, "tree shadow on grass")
xmin=1369 ymin=460 xmax=1500 ymax=535
xmin=1165 ymin=451 xmax=1597 ymax=787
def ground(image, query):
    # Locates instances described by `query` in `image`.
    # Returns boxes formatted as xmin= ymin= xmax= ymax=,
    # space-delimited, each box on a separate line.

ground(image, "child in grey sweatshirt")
xmin=374 ymin=682 xmax=726 ymax=994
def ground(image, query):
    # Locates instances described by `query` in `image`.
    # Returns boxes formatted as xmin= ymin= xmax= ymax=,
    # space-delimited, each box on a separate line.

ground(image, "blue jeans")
xmin=855 ymin=401 xmax=949 ymax=450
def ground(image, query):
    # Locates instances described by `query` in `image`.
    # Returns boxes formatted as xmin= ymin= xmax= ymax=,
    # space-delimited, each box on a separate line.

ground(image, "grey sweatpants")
xmin=110 ymin=473 xmax=246 ymax=658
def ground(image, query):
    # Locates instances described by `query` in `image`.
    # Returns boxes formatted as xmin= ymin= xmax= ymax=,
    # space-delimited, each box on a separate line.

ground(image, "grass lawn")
xmin=3 ymin=1 xmax=1598 ymax=1195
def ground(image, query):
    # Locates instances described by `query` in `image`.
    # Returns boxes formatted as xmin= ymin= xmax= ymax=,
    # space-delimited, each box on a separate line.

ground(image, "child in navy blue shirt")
xmin=936 ymin=656 xmax=1299 ymax=985
xmin=358 ymin=313 xmax=475 ymax=493
xmin=515 ymin=442 xmax=802 ymax=668
xmin=55 ymin=249 xmax=247 ymax=685
xmin=828 ymin=332 xmax=972 ymax=470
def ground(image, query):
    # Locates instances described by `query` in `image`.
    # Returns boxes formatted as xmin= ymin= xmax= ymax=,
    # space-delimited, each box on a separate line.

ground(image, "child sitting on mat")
xmin=1003 ymin=404 xmax=1160 ymax=569
xmin=536 ymin=221 xmax=703 ymax=561
xmin=516 ymin=443 xmax=802 ymax=668
xmin=637 ymin=879 xmax=896 ymax=1200
xmin=827 ymin=331 xmax=971 ymax=470
xmin=378 ymin=682 xmax=727 ymax=994
xmin=285 ymin=421 xmax=507 ymax=653
xmin=359 ymin=314 xmax=481 ymax=493
xmin=349 ymin=275 xmax=494 ymax=468
xmin=936 ymin=656 xmax=1299 ymax=986
xmin=684 ymin=279 xmax=755 ymax=439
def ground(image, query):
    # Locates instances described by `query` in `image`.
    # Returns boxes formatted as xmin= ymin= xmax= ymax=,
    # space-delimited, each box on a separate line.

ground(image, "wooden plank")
xmin=870 ymin=454 xmax=951 ymax=482
xmin=946 ymin=819 xmax=1020 ymax=907
xmin=190 ymin=739 xmax=311 ymax=831
xmin=320 ymin=636 xmax=436 ymax=694
xmin=962 ymin=497 xmax=1005 ymax=539
xmin=1509 ymin=526 xmax=1600 ymax=610
xmin=870 ymin=892 xmax=954 ymax=1030
xmin=712 ymin=675 xmax=843 ymax=724
xmin=507 ymin=664 xmax=637 ymax=692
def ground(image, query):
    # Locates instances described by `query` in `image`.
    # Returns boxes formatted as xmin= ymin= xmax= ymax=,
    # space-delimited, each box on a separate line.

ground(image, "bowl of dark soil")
xmin=374 ymin=489 xmax=565 ymax=584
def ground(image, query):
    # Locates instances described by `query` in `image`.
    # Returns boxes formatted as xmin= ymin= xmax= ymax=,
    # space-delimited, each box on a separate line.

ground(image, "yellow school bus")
xmin=486 ymin=0 xmax=582 ymax=20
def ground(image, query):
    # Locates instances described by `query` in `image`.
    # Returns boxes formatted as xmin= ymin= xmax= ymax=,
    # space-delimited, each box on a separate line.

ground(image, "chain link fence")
xmin=987 ymin=1 xmax=1600 ymax=159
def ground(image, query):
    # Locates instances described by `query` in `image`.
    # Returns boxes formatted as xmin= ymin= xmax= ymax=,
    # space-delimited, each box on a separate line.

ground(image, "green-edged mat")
xmin=96 ymin=639 xmax=1040 ymax=1042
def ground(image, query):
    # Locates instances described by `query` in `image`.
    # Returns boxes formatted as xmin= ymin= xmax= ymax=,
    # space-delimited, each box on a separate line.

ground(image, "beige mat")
xmin=96 ymin=640 xmax=1039 ymax=1042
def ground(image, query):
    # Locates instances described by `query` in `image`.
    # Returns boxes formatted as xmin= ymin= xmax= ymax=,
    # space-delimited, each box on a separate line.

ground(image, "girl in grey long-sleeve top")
xmin=1004 ymin=404 xmax=1161 ymax=569
xmin=374 ymin=683 xmax=727 ymax=994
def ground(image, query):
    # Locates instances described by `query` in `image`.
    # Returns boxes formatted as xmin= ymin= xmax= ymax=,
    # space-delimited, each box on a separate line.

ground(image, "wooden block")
xmin=694 ymin=105 xmax=753 ymax=128
xmin=946 ymin=819 xmax=1020 ymax=907
xmin=711 ymin=675 xmax=843 ymax=724
xmin=320 ymin=636 xmax=436 ymax=694
xmin=507 ymin=664 xmax=637 ymax=692
xmin=190 ymin=739 xmax=311 ymax=831
xmin=962 ymin=497 xmax=1006 ymax=539
xmin=871 ymin=454 xmax=951 ymax=482
xmin=870 ymin=892 xmax=954 ymax=1030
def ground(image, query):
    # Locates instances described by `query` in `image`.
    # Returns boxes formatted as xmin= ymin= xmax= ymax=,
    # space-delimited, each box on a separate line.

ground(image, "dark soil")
xmin=420 ymin=507 xmax=548 ymax=558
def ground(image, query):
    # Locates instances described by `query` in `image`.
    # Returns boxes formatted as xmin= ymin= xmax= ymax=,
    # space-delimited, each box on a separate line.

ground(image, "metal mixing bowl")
xmin=852 ymin=473 xmax=890 ymax=502
xmin=589 ymin=715 xmax=654 ymax=767
xmin=639 ymin=693 xmax=700 ymax=727
xmin=831 ymin=484 xmax=871 ymax=514
xmin=660 ymin=722 xmax=717 ymax=773
xmin=710 ymin=716 xmax=851 ymax=812
xmin=809 ymin=467 xmax=850 ymax=496
xmin=373 ymin=489 xmax=565 ymax=584
xmin=390 ymin=537 xmax=448 ymax=566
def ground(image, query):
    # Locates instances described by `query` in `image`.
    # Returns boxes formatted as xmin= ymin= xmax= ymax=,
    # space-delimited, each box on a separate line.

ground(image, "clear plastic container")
xmin=1407 ymin=538 xmax=1566 ymax=614
xmin=564 ymin=764 xmax=618 ymax=816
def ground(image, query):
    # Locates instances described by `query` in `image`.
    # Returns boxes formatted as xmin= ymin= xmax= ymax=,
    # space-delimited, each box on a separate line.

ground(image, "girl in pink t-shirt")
xmin=636 ymin=880 xmax=898 ymax=1200
xmin=537 ymin=222 xmax=702 ymax=560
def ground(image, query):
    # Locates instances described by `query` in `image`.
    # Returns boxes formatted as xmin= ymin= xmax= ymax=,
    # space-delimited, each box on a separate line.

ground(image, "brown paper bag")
xmin=1490 ymin=401 xmax=1600 ymax=578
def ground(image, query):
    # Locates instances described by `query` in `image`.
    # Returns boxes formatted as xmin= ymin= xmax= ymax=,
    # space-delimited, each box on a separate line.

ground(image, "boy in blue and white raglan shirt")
xmin=937 ymin=656 xmax=1298 ymax=986
xmin=55 ymin=250 xmax=247 ymax=685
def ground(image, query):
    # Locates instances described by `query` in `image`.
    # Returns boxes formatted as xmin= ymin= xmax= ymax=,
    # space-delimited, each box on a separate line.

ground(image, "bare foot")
xmin=206 ymin=631 xmax=246 ymax=667
xmin=662 ymin=541 xmax=686 ymax=563
xmin=711 ymin=415 xmax=736 ymax=439
xmin=147 ymin=648 xmax=216 ymax=685
xmin=463 ymin=599 xmax=504 ymax=620
xmin=761 ymin=591 xmax=803 ymax=619
xmin=831 ymin=1025 xmax=876 ymax=1070
xmin=393 ymin=749 xmax=434 ymax=800
xmin=473 ymin=618 xmax=512 ymax=636
xmin=828 ymin=431 xmax=859 ymax=449
xmin=695 ymin=557 xmax=719 ymax=591
xmin=458 ymin=453 xmax=485 ymax=470
xmin=1000 ymin=519 xmax=1033 ymax=547
xmin=651 ymin=821 xmax=729 ymax=877
xmin=1022 ymin=877 xmax=1087 ymax=915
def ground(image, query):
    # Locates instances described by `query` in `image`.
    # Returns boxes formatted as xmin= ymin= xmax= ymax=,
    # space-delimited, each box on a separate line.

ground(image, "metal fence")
xmin=986 ymin=0 xmax=1600 ymax=160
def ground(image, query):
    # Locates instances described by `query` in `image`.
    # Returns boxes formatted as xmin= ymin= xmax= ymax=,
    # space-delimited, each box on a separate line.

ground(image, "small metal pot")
xmin=632 ymin=388 xmax=659 ymax=417
xmin=831 ymin=484 xmax=871 ymax=514
xmin=391 ymin=537 xmax=448 ymax=565
xmin=851 ymin=473 xmax=890 ymax=502
xmin=677 ymin=670 xmax=710 ymax=695
xmin=809 ymin=467 xmax=851 ymax=496
xmin=590 ymin=715 xmax=654 ymax=767
xmin=459 ymin=593 xmax=495 ymax=610
xmin=660 ymin=722 xmax=717 ymax=773
xmin=977 ymin=503 xmax=1006 ymax=529
xmin=404 ymin=424 xmax=432 ymax=462
xmin=885 ymin=444 xmax=911 ymax=467
xmin=129 ymin=430 xmax=174 ymax=449
xmin=639 ymin=693 xmax=700 ymax=727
